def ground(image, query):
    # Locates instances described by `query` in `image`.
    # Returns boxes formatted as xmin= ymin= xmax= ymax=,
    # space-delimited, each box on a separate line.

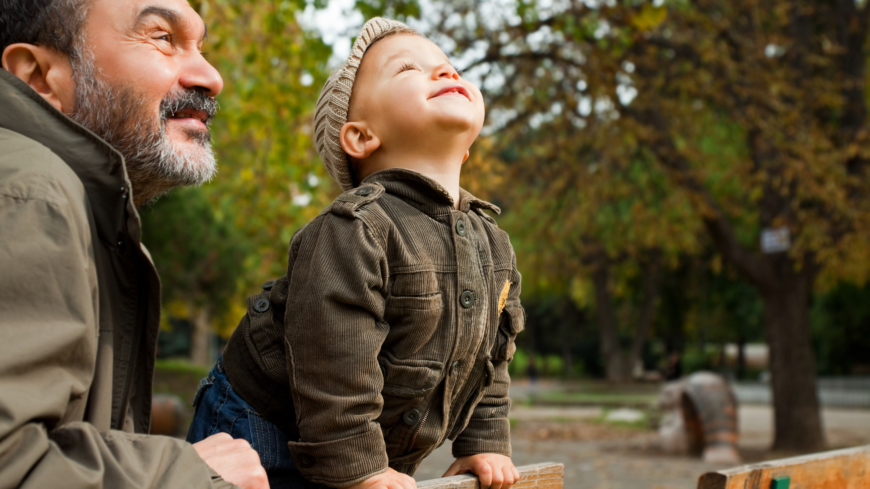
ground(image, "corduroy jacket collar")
xmin=361 ymin=168 xmax=501 ymax=217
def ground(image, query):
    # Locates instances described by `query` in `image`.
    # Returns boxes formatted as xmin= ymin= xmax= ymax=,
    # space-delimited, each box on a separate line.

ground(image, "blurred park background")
xmin=145 ymin=0 xmax=870 ymax=487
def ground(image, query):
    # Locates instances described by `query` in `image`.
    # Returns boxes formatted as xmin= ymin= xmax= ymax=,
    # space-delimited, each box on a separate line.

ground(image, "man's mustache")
xmin=160 ymin=89 xmax=218 ymax=126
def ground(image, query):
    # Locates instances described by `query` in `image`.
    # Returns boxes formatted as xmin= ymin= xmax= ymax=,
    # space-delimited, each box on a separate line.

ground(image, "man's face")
xmin=350 ymin=35 xmax=485 ymax=150
xmin=71 ymin=0 xmax=223 ymax=206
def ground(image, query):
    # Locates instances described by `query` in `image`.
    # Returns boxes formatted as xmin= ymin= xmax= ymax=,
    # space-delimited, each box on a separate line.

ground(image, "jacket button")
xmin=450 ymin=361 xmax=460 ymax=376
xmin=455 ymin=219 xmax=467 ymax=237
xmin=403 ymin=408 xmax=421 ymax=426
xmin=254 ymin=298 xmax=270 ymax=313
xmin=460 ymin=291 xmax=476 ymax=308
xmin=262 ymin=280 xmax=276 ymax=291
xmin=295 ymin=453 xmax=315 ymax=469
xmin=355 ymin=186 xmax=373 ymax=196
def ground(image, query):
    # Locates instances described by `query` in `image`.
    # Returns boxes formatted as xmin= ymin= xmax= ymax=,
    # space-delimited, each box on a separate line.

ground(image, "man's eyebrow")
xmin=135 ymin=6 xmax=208 ymax=41
xmin=136 ymin=6 xmax=180 ymax=27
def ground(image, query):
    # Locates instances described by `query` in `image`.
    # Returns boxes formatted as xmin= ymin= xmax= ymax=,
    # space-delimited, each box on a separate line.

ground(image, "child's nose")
xmin=434 ymin=63 xmax=460 ymax=81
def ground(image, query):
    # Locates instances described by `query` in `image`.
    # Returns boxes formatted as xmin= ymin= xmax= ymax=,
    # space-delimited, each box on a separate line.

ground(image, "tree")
xmin=376 ymin=0 xmax=870 ymax=451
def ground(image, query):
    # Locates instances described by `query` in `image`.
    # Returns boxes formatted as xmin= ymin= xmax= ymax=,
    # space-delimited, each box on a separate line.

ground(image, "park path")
xmin=414 ymin=405 xmax=870 ymax=489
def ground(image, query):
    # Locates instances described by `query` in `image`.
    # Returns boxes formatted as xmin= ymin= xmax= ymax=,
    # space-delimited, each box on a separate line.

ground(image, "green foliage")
xmin=811 ymin=283 xmax=870 ymax=375
xmin=146 ymin=0 xmax=339 ymax=333
xmin=154 ymin=358 xmax=211 ymax=379
xmin=141 ymin=187 xmax=246 ymax=323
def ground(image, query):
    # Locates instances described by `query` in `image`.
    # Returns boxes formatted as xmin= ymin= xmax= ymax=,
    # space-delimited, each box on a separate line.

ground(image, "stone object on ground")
xmin=657 ymin=371 xmax=741 ymax=464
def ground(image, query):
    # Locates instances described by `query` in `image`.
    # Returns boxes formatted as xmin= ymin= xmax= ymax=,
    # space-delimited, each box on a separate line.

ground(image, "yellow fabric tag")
xmin=498 ymin=281 xmax=513 ymax=316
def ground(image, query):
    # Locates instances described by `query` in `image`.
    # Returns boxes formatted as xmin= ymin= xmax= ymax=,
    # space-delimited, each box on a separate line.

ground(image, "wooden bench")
xmin=417 ymin=463 xmax=564 ymax=489
xmin=697 ymin=444 xmax=870 ymax=489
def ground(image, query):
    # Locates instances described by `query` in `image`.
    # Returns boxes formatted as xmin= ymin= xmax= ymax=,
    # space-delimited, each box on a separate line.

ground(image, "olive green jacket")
xmin=223 ymin=168 xmax=525 ymax=488
xmin=0 ymin=69 xmax=231 ymax=488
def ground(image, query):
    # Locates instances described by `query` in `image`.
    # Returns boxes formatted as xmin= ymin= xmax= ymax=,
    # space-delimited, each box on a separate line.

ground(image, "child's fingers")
xmin=488 ymin=464 xmax=505 ymax=489
xmin=501 ymin=464 xmax=516 ymax=488
xmin=441 ymin=459 xmax=468 ymax=477
xmin=475 ymin=462 xmax=493 ymax=488
xmin=511 ymin=465 xmax=520 ymax=482
xmin=399 ymin=473 xmax=418 ymax=489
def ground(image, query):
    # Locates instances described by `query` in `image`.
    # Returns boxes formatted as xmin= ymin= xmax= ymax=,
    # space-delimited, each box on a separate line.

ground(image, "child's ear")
xmin=340 ymin=122 xmax=381 ymax=160
xmin=462 ymin=150 xmax=470 ymax=164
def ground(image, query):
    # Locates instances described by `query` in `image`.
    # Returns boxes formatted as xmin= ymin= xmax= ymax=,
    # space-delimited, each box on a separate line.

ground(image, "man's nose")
xmin=178 ymin=52 xmax=224 ymax=97
xmin=433 ymin=63 xmax=460 ymax=81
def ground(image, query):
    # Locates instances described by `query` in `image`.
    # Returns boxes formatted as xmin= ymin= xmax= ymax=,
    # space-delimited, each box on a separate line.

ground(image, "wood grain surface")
xmin=417 ymin=463 xmax=564 ymax=489
xmin=697 ymin=444 xmax=870 ymax=489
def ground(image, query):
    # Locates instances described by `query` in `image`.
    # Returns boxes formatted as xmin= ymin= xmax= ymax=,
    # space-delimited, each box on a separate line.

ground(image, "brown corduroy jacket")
xmin=0 ymin=69 xmax=231 ymax=488
xmin=222 ymin=168 xmax=525 ymax=488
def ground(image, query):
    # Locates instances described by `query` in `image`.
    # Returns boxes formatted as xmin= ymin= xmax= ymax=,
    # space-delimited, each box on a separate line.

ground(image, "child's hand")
xmin=442 ymin=454 xmax=520 ymax=489
xmin=346 ymin=468 xmax=417 ymax=489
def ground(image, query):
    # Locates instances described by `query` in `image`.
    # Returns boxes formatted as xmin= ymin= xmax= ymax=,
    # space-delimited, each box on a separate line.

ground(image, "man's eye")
xmin=155 ymin=33 xmax=171 ymax=42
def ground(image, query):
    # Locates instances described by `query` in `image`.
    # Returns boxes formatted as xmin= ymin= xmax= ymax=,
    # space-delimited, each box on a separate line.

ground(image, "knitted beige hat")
xmin=313 ymin=17 xmax=417 ymax=191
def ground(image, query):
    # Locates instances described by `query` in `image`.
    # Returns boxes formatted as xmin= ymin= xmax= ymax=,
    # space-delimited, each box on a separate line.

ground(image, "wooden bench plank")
xmin=697 ymin=445 xmax=870 ymax=489
xmin=417 ymin=463 xmax=564 ymax=489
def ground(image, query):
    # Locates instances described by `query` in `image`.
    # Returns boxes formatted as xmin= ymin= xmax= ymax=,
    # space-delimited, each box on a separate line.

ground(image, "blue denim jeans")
xmin=187 ymin=358 xmax=324 ymax=489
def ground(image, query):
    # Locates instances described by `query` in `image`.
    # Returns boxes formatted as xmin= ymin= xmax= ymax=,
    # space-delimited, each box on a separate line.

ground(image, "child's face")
xmin=348 ymin=34 xmax=485 ymax=150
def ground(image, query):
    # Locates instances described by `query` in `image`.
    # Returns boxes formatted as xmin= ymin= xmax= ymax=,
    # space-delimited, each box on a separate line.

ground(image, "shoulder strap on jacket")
xmin=329 ymin=182 xmax=386 ymax=218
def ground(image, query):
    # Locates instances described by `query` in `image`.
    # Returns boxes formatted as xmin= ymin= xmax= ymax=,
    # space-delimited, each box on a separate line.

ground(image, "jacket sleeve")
xmin=452 ymin=251 xmax=524 ymax=458
xmin=283 ymin=213 xmax=390 ymax=488
xmin=0 ymin=156 xmax=225 ymax=488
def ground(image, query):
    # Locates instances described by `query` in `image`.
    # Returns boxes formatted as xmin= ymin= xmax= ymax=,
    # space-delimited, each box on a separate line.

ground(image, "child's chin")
xmin=433 ymin=113 xmax=483 ymax=132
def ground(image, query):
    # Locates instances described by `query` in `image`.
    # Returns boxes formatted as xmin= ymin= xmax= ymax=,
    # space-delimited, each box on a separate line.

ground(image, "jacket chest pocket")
xmin=383 ymin=272 xmax=444 ymax=358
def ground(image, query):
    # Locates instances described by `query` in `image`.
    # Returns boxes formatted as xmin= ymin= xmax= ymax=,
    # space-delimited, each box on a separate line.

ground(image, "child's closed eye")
xmin=397 ymin=61 xmax=420 ymax=73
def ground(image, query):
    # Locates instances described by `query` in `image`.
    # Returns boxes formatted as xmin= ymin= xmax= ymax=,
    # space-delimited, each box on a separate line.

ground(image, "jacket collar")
xmin=361 ymin=168 xmax=501 ymax=217
xmin=0 ymin=69 xmax=141 ymax=247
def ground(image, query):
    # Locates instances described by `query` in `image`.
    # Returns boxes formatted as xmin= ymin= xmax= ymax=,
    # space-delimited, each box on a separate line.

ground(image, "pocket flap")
xmin=379 ymin=352 xmax=443 ymax=398
xmin=501 ymin=306 xmax=525 ymax=335
xmin=386 ymin=293 xmax=443 ymax=311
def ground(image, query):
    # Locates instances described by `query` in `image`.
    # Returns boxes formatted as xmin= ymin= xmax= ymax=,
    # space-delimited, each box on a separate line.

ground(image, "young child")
xmin=187 ymin=18 xmax=525 ymax=489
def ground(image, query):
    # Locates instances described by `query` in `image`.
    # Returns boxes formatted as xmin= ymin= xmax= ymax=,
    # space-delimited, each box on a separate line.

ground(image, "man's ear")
xmin=339 ymin=121 xmax=381 ymax=160
xmin=1 ymin=44 xmax=75 ymax=113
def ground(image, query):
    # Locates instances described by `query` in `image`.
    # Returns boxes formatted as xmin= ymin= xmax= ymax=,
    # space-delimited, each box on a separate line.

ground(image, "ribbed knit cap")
xmin=314 ymin=17 xmax=416 ymax=191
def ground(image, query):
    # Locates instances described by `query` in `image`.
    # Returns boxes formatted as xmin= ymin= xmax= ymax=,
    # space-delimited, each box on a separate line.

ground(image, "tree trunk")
xmin=761 ymin=268 xmax=826 ymax=452
xmin=591 ymin=254 xmax=661 ymax=382
xmin=627 ymin=255 xmax=661 ymax=380
xmin=560 ymin=301 xmax=574 ymax=377
xmin=591 ymin=259 xmax=632 ymax=382
xmin=190 ymin=307 xmax=213 ymax=367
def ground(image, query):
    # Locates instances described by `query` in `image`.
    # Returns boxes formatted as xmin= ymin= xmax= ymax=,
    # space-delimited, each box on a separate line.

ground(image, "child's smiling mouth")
xmin=430 ymin=84 xmax=472 ymax=101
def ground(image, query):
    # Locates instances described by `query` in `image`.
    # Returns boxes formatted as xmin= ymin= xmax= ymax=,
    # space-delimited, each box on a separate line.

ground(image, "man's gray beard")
xmin=69 ymin=53 xmax=218 ymax=207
